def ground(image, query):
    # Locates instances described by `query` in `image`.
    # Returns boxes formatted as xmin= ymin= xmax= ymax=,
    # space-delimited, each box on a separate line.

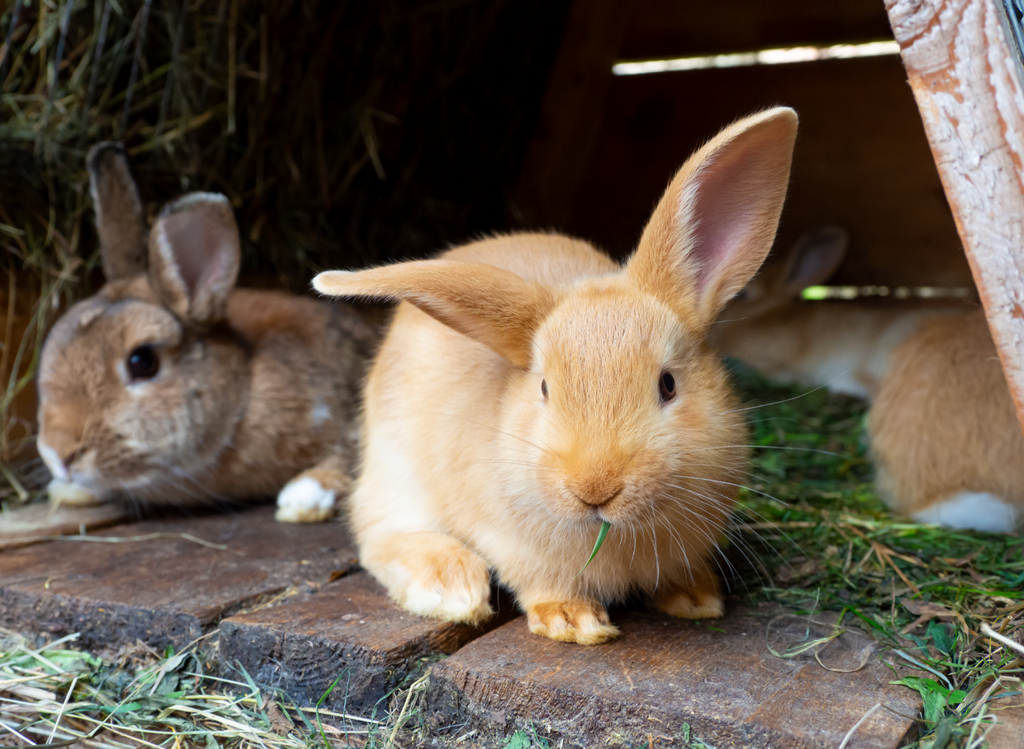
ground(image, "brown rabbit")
xmin=711 ymin=226 xmax=972 ymax=399
xmin=313 ymin=108 xmax=799 ymax=644
xmin=36 ymin=143 xmax=376 ymax=523
xmin=868 ymin=311 xmax=1024 ymax=533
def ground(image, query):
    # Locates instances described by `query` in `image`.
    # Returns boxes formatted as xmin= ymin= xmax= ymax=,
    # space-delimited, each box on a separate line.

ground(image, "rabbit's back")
xmin=869 ymin=311 xmax=1024 ymax=531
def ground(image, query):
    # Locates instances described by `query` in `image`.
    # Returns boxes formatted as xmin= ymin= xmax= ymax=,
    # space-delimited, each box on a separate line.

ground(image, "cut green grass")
xmin=728 ymin=363 xmax=1024 ymax=749
xmin=574 ymin=519 xmax=611 ymax=579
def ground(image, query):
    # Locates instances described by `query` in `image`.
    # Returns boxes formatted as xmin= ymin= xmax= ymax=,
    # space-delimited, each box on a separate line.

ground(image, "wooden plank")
xmin=511 ymin=0 xmax=634 ymax=229
xmin=567 ymin=55 xmax=972 ymax=288
xmin=885 ymin=0 xmax=1024 ymax=437
xmin=0 ymin=507 xmax=358 ymax=650
xmin=621 ymin=0 xmax=896 ymax=60
xmin=987 ymin=692 xmax=1024 ymax=749
xmin=428 ymin=610 xmax=921 ymax=748
xmin=220 ymin=572 xmax=516 ymax=713
xmin=0 ymin=501 xmax=130 ymax=550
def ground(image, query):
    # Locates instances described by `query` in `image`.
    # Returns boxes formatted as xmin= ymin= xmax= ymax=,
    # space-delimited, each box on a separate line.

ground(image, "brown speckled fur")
xmin=36 ymin=143 xmax=375 ymax=519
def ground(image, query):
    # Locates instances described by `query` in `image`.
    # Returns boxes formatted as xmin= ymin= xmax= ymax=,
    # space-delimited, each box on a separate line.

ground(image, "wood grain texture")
xmin=0 ymin=502 xmax=129 ymax=550
xmin=220 ymin=572 xmax=516 ymax=713
xmin=428 ymin=611 xmax=921 ymax=748
xmin=986 ymin=692 xmax=1024 ymax=749
xmin=885 ymin=0 xmax=1024 ymax=437
xmin=0 ymin=507 xmax=358 ymax=650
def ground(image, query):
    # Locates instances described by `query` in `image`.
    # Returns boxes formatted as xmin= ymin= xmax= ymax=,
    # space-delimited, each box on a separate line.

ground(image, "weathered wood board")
xmin=429 ymin=610 xmax=921 ymax=748
xmin=0 ymin=501 xmax=130 ymax=550
xmin=220 ymin=572 xmax=516 ymax=713
xmin=0 ymin=506 xmax=358 ymax=650
xmin=885 ymin=0 xmax=1024 ymax=437
xmin=986 ymin=691 xmax=1024 ymax=749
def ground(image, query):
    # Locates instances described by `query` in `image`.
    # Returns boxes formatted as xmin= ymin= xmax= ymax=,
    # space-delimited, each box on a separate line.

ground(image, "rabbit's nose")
xmin=567 ymin=476 xmax=624 ymax=507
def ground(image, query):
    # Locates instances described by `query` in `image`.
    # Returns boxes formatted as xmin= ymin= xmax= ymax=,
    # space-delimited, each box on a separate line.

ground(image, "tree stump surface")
xmin=0 ymin=503 xmax=924 ymax=745
xmin=0 ymin=502 xmax=130 ymax=550
xmin=0 ymin=506 xmax=358 ymax=650
xmin=220 ymin=572 xmax=516 ymax=713
xmin=428 ymin=611 xmax=921 ymax=749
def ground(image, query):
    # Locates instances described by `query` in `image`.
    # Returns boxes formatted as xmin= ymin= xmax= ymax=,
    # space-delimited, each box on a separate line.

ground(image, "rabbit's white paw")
xmin=275 ymin=476 xmax=336 ymax=523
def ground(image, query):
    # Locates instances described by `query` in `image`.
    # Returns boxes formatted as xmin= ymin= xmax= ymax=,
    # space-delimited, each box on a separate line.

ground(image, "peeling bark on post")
xmin=886 ymin=0 xmax=1024 ymax=438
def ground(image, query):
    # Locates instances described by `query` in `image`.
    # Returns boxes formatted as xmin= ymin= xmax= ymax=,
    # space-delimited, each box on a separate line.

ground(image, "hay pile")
xmin=0 ymin=0 xmax=572 ymax=484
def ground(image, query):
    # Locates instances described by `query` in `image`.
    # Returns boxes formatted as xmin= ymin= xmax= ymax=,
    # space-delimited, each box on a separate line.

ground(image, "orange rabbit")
xmin=314 ymin=108 xmax=799 ymax=643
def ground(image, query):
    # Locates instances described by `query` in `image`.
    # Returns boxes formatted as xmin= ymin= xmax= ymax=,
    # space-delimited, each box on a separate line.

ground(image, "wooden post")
xmin=885 ymin=0 xmax=1024 ymax=438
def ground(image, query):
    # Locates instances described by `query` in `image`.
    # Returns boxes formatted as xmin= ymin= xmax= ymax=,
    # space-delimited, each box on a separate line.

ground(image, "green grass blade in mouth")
xmin=574 ymin=520 xmax=611 ymax=579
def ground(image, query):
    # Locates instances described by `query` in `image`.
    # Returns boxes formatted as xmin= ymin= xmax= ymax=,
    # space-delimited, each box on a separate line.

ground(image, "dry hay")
xmin=0 ymin=0 xmax=571 ymax=484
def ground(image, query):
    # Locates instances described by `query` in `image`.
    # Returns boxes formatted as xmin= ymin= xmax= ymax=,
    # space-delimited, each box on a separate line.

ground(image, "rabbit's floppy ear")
xmin=314 ymin=260 xmax=556 ymax=368
xmin=148 ymin=193 xmax=240 ymax=325
xmin=87 ymin=142 xmax=147 ymax=281
xmin=627 ymin=107 xmax=798 ymax=331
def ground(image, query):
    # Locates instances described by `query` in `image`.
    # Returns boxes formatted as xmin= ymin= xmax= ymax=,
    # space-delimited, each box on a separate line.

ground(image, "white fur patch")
xmin=275 ymin=476 xmax=336 ymax=523
xmin=913 ymin=491 xmax=1019 ymax=533
xmin=310 ymin=399 xmax=331 ymax=427
xmin=37 ymin=441 xmax=68 ymax=482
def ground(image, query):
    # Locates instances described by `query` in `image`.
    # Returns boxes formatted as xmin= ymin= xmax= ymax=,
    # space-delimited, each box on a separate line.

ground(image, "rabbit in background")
xmin=313 ymin=107 xmax=799 ymax=644
xmin=710 ymin=224 xmax=1021 ymax=533
xmin=710 ymin=225 xmax=972 ymax=400
xmin=869 ymin=311 xmax=1024 ymax=533
xmin=36 ymin=143 xmax=377 ymax=523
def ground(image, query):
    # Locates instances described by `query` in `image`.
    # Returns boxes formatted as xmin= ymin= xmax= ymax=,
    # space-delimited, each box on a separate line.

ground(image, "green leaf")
xmin=927 ymin=621 xmax=955 ymax=655
xmin=891 ymin=676 xmax=954 ymax=723
xmin=504 ymin=730 xmax=533 ymax=749
xmin=574 ymin=520 xmax=610 ymax=579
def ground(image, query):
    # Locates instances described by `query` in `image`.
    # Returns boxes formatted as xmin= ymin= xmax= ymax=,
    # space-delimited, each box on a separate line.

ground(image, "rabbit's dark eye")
xmin=126 ymin=345 xmax=160 ymax=381
xmin=658 ymin=371 xmax=676 ymax=404
xmin=541 ymin=379 xmax=548 ymax=399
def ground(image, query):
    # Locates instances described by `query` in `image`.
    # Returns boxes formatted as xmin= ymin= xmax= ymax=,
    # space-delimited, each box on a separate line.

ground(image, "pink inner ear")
xmin=161 ymin=209 xmax=233 ymax=297
xmin=683 ymin=152 xmax=763 ymax=293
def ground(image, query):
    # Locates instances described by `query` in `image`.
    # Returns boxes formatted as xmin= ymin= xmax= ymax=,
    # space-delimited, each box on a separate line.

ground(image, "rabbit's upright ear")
xmin=314 ymin=260 xmax=557 ymax=368
xmin=87 ymin=143 xmax=147 ymax=281
xmin=777 ymin=225 xmax=849 ymax=299
xmin=148 ymin=193 xmax=241 ymax=325
xmin=627 ymin=107 xmax=798 ymax=331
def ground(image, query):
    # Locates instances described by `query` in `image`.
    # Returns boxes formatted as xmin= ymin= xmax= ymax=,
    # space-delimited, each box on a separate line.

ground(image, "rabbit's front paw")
xmin=388 ymin=538 xmax=494 ymax=625
xmin=526 ymin=599 xmax=619 ymax=645
xmin=275 ymin=476 xmax=336 ymax=523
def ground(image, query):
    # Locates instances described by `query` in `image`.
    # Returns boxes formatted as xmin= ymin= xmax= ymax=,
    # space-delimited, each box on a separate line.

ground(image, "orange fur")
xmin=315 ymin=109 xmax=799 ymax=643
xmin=868 ymin=312 xmax=1024 ymax=530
